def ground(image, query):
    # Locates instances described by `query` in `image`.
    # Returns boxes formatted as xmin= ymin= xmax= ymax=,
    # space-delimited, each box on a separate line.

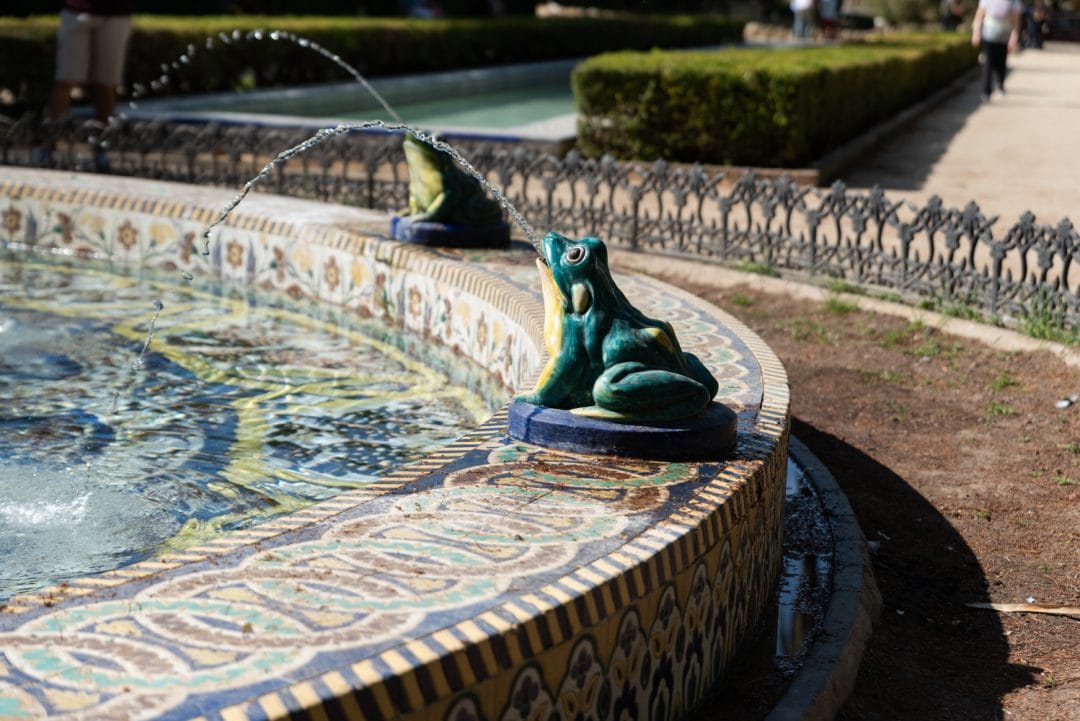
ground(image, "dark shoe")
xmin=93 ymin=149 xmax=110 ymax=173
xmin=29 ymin=145 xmax=52 ymax=166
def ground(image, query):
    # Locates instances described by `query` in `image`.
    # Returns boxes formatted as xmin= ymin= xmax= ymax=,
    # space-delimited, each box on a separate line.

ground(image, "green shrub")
xmin=0 ymin=14 xmax=743 ymax=112
xmin=573 ymin=33 xmax=978 ymax=167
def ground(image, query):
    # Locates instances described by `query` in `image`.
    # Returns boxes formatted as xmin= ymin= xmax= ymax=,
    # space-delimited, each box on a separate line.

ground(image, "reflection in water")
xmin=775 ymin=459 xmax=834 ymax=661
xmin=0 ymin=256 xmax=498 ymax=600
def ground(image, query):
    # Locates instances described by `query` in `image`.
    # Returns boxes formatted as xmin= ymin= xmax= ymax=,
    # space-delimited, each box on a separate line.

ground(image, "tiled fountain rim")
xmin=0 ymin=169 xmax=791 ymax=721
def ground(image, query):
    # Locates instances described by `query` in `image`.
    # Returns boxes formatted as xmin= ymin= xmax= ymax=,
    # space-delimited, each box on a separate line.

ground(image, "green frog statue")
xmin=391 ymin=132 xmax=509 ymax=247
xmin=401 ymin=132 xmax=503 ymax=225
xmin=515 ymin=232 xmax=720 ymax=424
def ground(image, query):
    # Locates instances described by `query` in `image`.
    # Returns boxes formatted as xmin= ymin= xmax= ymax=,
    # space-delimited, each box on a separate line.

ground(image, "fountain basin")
xmin=0 ymin=169 xmax=790 ymax=721
xmin=121 ymin=59 xmax=580 ymax=147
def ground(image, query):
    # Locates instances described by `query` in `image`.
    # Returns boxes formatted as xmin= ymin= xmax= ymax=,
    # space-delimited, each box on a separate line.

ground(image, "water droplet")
xmin=252 ymin=30 xmax=263 ymax=40
xmin=231 ymin=30 xmax=241 ymax=41
xmin=298 ymin=38 xmax=309 ymax=47
xmin=152 ymin=299 xmax=164 ymax=312
xmin=181 ymin=271 xmax=194 ymax=282
xmin=269 ymin=31 xmax=280 ymax=40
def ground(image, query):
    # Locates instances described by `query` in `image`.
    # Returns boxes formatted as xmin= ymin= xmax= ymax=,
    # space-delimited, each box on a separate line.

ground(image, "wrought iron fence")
xmin=3 ymin=115 xmax=1078 ymax=334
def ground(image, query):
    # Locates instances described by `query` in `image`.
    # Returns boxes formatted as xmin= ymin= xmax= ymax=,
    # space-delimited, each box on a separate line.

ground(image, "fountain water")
xmin=126 ymin=29 xmax=404 ymax=125
xmin=0 ymin=254 xmax=496 ymax=602
xmin=200 ymin=119 xmax=537 ymax=254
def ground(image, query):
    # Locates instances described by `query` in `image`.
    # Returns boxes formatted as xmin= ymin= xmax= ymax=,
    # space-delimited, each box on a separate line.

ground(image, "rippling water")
xmin=0 ymin=256 xmax=501 ymax=600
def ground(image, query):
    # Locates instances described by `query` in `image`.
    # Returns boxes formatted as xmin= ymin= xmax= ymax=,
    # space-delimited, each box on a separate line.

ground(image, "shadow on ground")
xmin=793 ymin=419 xmax=1039 ymax=721
xmin=840 ymin=77 xmax=985 ymax=192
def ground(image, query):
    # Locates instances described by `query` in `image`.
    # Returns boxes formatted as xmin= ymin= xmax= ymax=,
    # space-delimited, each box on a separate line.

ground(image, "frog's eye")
xmin=565 ymin=245 xmax=587 ymax=265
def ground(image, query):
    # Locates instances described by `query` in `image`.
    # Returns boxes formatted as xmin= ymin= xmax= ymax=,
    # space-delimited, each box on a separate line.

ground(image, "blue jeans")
xmin=793 ymin=9 xmax=813 ymax=38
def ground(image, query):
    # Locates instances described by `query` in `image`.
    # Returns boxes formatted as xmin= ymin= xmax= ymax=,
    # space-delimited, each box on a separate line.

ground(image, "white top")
xmin=980 ymin=0 xmax=1020 ymax=42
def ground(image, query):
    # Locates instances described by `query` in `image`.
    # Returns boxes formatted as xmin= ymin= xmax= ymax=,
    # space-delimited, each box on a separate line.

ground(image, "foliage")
xmin=0 ymin=13 xmax=744 ymax=111
xmin=572 ymin=32 xmax=978 ymax=166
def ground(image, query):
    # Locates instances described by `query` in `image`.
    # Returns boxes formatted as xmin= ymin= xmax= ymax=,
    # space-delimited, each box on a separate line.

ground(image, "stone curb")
xmin=610 ymin=250 xmax=1080 ymax=369
xmin=765 ymin=436 xmax=883 ymax=721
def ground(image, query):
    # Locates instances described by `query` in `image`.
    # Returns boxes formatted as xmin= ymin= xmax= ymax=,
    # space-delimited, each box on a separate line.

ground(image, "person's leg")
xmin=980 ymin=42 xmax=994 ymax=98
xmin=89 ymin=14 xmax=133 ymax=123
xmin=46 ymin=81 xmax=76 ymax=120
xmin=990 ymin=42 xmax=1008 ymax=92
xmin=91 ymin=84 xmax=118 ymax=124
xmin=47 ymin=10 xmax=91 ymax=120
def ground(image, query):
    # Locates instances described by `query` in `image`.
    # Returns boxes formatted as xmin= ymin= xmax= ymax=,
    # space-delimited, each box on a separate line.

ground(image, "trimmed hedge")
xmin=572 ymin=33 xmax=979 ymax=167
xmin=0 ymin=14 xmax=744 ymax=112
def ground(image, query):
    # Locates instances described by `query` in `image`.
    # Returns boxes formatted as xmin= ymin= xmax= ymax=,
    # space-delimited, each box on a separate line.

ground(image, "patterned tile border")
xmin=0 ymin=169 xmax=790 ymax=721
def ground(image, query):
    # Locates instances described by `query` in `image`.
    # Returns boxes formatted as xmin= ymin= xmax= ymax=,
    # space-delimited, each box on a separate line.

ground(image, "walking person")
xmin=972 ymin=0 xmax=1022 ymax=101
xmin=790 ymin=0 xmax=815 ymax=39
xmin=45 ymin=0 xmax=133 ymax=125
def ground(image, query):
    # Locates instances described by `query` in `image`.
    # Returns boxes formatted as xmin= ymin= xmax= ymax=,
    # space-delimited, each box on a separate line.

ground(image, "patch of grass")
xmin=889 ymin=401 xmax=910 ymax=423
xmin=729 ymin=293 xmax=754 ymax=307
xmin=824 ymin=278 xmax=866 ymax=295
xmin=971 ymin=508 xmax=991 ymax=520
xmin=909 ymin=339 xmax=961 ymax=360
xmin=789 ymin=318 xmax=830 ymax=343
xmin=988 ymin=371 xmax=1018 ymax=393
xmin=825 ymin=295 xmax=859 ymax=316
xmin=917 ymin=298 xmax=939 ymax=311
xmin=1042 ymin=674 xmax=1060 ymax=689
xmin=878 ymin=291 xmax=903 ymax=303
xmin=881 ymin=320 xmax=926 ymax=349
xmin=732 ymin=260 xmax=780 ymax=278
xmin=1053 ymin=475 xmax=1075 ymax=486
xmin=1066 ymin=441 xmax=1080 ymax=454
xmin=987 ymin=402 xmax=1018 ymax=418
xmin=942 ymin=302 xmax=983 ymax=321
xmin=1020 ymin=292 xmax=1080 ymax=346
xmin=857 ymin=368 xmax=909 ymax=386
xmin=1037 ymin=563 xmax=1051 ymax=574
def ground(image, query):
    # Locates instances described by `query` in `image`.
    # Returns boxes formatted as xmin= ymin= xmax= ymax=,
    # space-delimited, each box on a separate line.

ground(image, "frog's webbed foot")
xmin=573 ymin=362 xmax=712 ymax=423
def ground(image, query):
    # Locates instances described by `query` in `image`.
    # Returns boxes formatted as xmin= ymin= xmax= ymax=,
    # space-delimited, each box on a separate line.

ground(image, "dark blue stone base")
xmin=506 ymin=400 xmax=737 ymax=461
xmin=391 ymin=216 xmax=511 ymax=248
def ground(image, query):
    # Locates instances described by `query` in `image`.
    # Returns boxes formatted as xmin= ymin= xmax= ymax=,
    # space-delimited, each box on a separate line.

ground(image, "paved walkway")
xmin=842 ymin=42 xmax=1080 ymax=227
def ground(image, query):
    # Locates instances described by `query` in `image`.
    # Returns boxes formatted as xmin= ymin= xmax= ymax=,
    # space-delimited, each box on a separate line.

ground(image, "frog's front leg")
xmin=574 ymin=361 xmax=712 ymax=423
xmin=410 ymin=190 xmax=448 ymax=223
xmin=514 ymin=350 xmax=593 ymax=409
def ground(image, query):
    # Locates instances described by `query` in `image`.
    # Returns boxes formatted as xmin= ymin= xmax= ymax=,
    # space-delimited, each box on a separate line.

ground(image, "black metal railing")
xmin=3 ymin=116 xmax=1077 ymax=334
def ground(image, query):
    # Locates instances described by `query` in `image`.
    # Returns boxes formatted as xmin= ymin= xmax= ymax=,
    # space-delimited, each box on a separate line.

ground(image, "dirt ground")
xmin=659 ymin=273 xmax=1080 ymax=721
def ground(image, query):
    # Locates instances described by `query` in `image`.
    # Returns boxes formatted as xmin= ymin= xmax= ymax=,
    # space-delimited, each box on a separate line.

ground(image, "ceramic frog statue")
xmin=402 ymin=132 xmax=504 ymax=225
xmin=516 ymin=232 xmax=720 ymax=423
